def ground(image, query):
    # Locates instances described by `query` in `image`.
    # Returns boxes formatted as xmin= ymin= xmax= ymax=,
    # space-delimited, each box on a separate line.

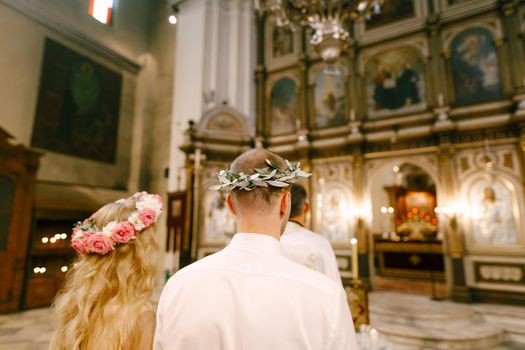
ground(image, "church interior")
xmin=1 ymin=0 xmax=525 ymax=349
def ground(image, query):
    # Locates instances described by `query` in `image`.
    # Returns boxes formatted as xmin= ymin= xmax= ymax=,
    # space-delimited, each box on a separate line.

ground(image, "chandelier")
xmin=255 ymin=0 xmax=383 ymax=62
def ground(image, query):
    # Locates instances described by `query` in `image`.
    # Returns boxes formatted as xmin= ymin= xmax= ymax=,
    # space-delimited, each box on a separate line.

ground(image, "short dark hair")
xmin=290 ymin=183 xmax=307 ymax=218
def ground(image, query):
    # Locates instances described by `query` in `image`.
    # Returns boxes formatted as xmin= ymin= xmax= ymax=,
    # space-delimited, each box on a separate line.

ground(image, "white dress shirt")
xmin=282 ymin=221 xmax=342 ymax=285
xmin=154 ymin=233 xmax=356 ymax=350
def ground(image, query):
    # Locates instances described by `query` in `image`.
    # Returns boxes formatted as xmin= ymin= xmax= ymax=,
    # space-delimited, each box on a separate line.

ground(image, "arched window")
xmin=89 ymin=0 xmax=114 ymax=25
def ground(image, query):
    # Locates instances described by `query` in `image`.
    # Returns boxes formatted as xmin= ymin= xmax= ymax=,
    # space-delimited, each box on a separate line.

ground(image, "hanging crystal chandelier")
xmin=255 ymin=0 xmax=383 ymax=62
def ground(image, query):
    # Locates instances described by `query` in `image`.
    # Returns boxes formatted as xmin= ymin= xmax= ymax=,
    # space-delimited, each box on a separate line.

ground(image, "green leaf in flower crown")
xmin=265 ymin=159 xmax=275 ymax=168
xmin=279 ymin=174 xmax=295 ymax=181
xmin=219 ymin=175 xmax=230 ymax=184
xmin=251 ymin=179 xmax=268 ymax=187
xmin=238 ymin=180 xmax=249 ymax=188
xmin=267 ymin=180 xmax=289 ymax=187
xmin=297 ymin=170 xmax=311 ymax=177
xmin=209 ymin=185 xmax=223 ymax=191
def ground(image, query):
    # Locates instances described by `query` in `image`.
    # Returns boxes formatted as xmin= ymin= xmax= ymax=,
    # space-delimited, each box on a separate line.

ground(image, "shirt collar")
xmin=227 ymin=233 xmax=283 ymax=256
xmin=283 ymin=221 xmax=304 ymax=236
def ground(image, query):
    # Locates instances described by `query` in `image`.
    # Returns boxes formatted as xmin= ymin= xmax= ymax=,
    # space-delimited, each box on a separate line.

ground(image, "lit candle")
xmin=351 ymin=238 xmax=358 ymax=281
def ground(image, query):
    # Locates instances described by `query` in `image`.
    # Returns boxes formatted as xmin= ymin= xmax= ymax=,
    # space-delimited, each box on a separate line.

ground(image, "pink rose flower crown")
xmin=70 ymin=192 xmax=163 ymax=255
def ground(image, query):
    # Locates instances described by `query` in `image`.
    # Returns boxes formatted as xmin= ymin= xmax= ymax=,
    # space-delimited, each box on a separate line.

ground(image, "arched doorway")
xmin=367 ymin=160 xmax=447 ymax=298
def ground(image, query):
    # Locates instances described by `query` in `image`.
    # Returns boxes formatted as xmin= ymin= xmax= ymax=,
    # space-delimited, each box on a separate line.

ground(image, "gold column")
xmin=499 ymin=1 xmax=525 ymax=92
xmin=352 ymin=154 xmax=367 ymax=252
xmin=425 ymin=17 xmax=446 ymax=106
xmin=437 ymin=143 xmax=470 ymax=301
xmin=255 ymin=12 xmax=266 ymax=139
xmin=494 ymin=37 xmax=513 ymax=96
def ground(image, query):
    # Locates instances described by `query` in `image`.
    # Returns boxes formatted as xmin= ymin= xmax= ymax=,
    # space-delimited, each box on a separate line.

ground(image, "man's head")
xmin=289 ymin=183 xmax=309 ymax=220
xmin=225 ymin=149 xmax=291 ymax=235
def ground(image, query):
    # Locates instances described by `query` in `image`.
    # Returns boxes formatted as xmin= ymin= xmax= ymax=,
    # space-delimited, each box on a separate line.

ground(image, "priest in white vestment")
xmin=154 ymin=149 xmax=357 ymax=350
xmin=282 ymin=183 xmax=342 ymax=285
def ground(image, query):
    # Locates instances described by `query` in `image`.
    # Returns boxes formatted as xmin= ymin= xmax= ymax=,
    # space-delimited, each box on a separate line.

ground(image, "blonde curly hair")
xmin=49 ymin=198 xmax=159 ymax=350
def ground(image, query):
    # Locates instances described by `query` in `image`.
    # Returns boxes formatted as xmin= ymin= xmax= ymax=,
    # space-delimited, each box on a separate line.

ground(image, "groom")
xmin=154 ymin=149 xmax=356 ymax=349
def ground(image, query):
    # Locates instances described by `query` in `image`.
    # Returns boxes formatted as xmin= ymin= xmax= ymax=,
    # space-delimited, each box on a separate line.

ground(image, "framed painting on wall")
xmin=312 ymin=64 xmax=347 ymax=129
xmin=365 ymin=0 xmax=415 ymax=30
xmin=269 ymin=77 xmax=298 ymax=135
xmin=449 ymin=27 xmax=502 ymax=106
xmin=31 ymin=38 xmax=122 ymax=163
xmin=265 ymin=22 xmax=300 ymax=71
xmin=365 ymin=46 xmax=427 ymax=119
xmin=467 ymin=177 xmax=520 ymax=246
xmin=272 ymin=26 xmax=294 ymax=58
xmin=318 ymin=184 xmax=354 ymax=245
xmin=201 ymin=190 xmax=236 ymax=245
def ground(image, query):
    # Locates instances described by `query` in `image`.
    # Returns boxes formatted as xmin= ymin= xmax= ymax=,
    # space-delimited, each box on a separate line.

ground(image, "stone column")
xmin=168 ymin=0 xmax=207 ymax=192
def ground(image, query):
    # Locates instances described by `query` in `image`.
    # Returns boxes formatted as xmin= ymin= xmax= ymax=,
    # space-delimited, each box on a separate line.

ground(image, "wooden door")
xmin=0 ymin=128 xmax=40 ymax=314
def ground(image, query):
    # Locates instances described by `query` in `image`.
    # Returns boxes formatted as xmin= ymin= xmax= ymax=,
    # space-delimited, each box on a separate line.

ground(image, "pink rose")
xmin=153 ymin=194 xmax=163 ymax=205
xmin=86 ymin=233 xmax=114 ymax=255
xmin=71 ymin=238 xmax=88 ymax=254
xmin=112 ymin=222 xmax=136 ymax=243
xmin=138 ymin=208 xmax=157 ymax=227
xmin=71 ymin=226 xmax=82 ymax=239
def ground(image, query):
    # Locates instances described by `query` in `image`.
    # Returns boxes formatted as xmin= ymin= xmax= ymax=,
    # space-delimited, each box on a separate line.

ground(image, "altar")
xmin=374 ymin=238 xmax=445 ymax=281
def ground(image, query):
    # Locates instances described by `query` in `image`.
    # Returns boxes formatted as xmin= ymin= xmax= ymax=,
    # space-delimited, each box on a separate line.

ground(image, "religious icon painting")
xmin=313 ymin=65 xmax=347 ymax=129
xmin=32 ymin=38 xmax=122 ymax=163
xmin=319 ymin=185 xmax=353 ymax=245
xmin=365 ymin=46 xmax=427 ymax=119
xmin=265 ymin=23 xmax=299 ymax=71
xmin=365 ymin=0 xmax=415 ymax=30
xmin=269 ymin=77 xmax=298 ymax=135
xmin=466 ymin=177 xmax=520 ymax=246
xmin=272 ymin=26 xmax=294 ymax=59
xmin=202 ymin=190 xmax=236 ymax=245
xmin=450 ymin=27 xmax=502 ymax=106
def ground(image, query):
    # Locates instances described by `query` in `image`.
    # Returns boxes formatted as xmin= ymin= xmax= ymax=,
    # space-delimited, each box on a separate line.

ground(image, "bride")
xmin=49 ymin=192 xmax=162 ymax=350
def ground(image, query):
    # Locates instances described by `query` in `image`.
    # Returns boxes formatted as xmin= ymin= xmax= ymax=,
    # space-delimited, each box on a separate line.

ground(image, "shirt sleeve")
xmin=328 ymin=288 xmax=358 ymax=350
xmin=321 ymin=240 xmax=343 ymax=286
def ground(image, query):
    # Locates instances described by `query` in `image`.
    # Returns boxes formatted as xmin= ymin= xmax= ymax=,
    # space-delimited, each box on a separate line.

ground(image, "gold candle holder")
xmin=345 ymin=279 xmax=369 ymax=330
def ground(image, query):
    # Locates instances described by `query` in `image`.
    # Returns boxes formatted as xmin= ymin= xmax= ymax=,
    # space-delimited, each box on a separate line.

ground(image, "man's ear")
xmin=226 ymin=194 xmax=237 ymax=216
xmin=280 ymin=191 xmax=290 ymax=217
xmin=304 ymin=200 xmax=310 ymax=215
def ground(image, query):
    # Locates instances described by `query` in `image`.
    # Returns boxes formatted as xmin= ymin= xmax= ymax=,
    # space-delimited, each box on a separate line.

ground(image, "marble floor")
xmin=369 ymin=292 xmax=525 ymax=350
xmin=0 ymin=307 xmax=52 ymax=350
xmin=0 ymin=292 xmax=524 ymax=350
